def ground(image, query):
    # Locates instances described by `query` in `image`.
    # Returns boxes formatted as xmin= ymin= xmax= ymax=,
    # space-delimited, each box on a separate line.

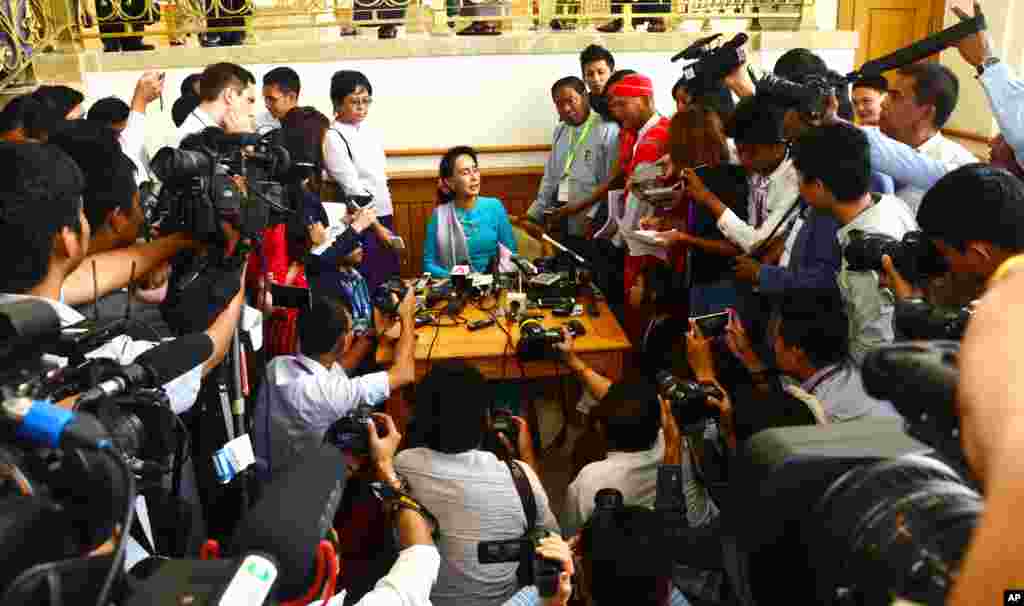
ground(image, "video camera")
xmin=478 ymin=527 xmax=561 ymax=598
xmin=372 ymin=278 xmax=410 ymax=318
xmin=149 ymin=129 xmax=293 ymax=244
xmin=517 ymin=318 xmax=585 ymax=362
xmin=324 ymin=404 xmax=386 ymax=456
xmin=845 ymin=229 xmax=949 ymax=286
xmin=895 ymin=299 xmax=973 ymax=341
xmin=655 ymin=371 xmax=723 ymax=426
xmin=755 ymin=69 xmax=849 ymax=119
xmin=671 ymin=33 xmax=749 ymax=90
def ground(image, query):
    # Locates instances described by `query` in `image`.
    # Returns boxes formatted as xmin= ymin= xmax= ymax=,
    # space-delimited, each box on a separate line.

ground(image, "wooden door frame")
xmin=838 ymin=0 xmax=949 ymax=34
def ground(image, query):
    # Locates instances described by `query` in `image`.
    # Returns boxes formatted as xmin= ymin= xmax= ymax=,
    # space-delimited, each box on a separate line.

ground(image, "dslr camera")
xmin=895 ymin=299 xmax=974 ymax=341
xmin=371 ymin=279 xmax=410 ymax=318
xmin=149 ymin=129 xmax=293 ymax=244
xmin=325 ymin=404 xmax=384 ymax=456
xmin=672 ymin=33 xmax=749 ymax=89
xmin=482 ymin=409 xmax=520 ymax=460
xmin=844 ymin=229 xmax=949 ymax=286
xmin=655 ymin=370 xmax=723 ymax=425
xmin=517 ymin=318 xmax=585 ymax=362
xmin=478 ymin=528 xmax=561 ymax=598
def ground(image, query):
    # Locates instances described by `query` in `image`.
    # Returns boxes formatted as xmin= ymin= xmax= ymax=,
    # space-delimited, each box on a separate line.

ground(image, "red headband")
xmin=608 ymin=73 xmax=654 ymax=98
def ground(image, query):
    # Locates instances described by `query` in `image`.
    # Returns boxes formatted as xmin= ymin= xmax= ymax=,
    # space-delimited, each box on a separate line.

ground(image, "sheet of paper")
xmin=322 ymin=201 xmax=347 ymax=227
xmin=594 ymin=189 xmax=625 ymax=241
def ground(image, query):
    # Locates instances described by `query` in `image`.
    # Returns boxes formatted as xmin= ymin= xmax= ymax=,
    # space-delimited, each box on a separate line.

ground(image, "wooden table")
xmin=376 ymin=298 xmax=632 ymax=438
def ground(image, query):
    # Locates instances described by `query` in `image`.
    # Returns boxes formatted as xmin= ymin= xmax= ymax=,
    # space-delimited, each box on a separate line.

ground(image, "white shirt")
xmin=394 ymin=448 xmax=559 ymax=606
xmin=324 ymin=119 xmax=394 ymax=217
xmin=894 ymin=132 xmax=977 ymax=215
xmin=0 ymin=294 xmax=204 ymax=414
xmin=254 ymin=111 xmax=281 ymax=135
xmin=836 ymin=194 xmax=919 ymax=363
xmin=119 ymin=111 xmax=152 ymax=184
xmin=252 ymin=353 xmax=390 ymax=478
xmin=173 ymin=107 xmax=220 ymax=147
xmin=351 ymin=545 xmax=441 ymax=606
xmin=562 ymin=431 xmax=664 ymax=538
xmin=717 ymin=158 xmax=802 ymax=254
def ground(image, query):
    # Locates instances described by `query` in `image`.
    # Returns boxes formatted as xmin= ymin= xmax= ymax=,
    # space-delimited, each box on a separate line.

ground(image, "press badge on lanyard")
xmin=559 ymin=115 xmax=595 ymax=205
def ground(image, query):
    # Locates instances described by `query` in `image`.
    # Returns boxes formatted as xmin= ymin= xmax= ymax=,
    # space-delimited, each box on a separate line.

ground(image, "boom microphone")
xmin=75 ymin=333 xmax=213 ymax=405
xmin=851 ymin=12 xmax=986 ymax=79
xmin=230 ymin=444 xmax=347 ymax=600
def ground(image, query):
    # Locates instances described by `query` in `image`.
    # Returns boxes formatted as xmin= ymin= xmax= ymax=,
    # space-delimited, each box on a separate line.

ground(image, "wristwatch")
xmin=370 ymin=481 xmax=441 ymax=540
xmin=976 ymin=56 xmax=1000 ymax=76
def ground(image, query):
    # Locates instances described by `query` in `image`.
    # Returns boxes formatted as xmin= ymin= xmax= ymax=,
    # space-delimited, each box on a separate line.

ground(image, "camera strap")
xmin=751 ymin=197 xmax=803 ymax=261
xmin=506 ymin=459 xmax=537 ymax=531
xmin=329 ymin=128 xmax=355 ymax=163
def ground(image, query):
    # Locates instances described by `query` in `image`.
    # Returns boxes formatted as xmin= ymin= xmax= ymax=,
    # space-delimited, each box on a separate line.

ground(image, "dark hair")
xmin=773 ymin=48 xmax=827 ymax=81
xmin=0 ymin=142 xmax=85 ymax=293
xmin=580 ymin=44 xmax=615 ymax=71
xmin=792 ymin=123 xmax=871 ymax=201
xmin=898 ymin=62 xmax=959 ymax=129
xmin=86 ymin=96 xmax=130 ymax=125
xmin=329 ymin=70 xmax=373 ymax=111
xmin=669 ymin=105 xmax=730 ymax=169
xmin=181 ymin=73 xmax=202 ymax=97
xmin=298 ymin=296 xmax=351 ymax=356
xmin=918 ymin=163 xmax=1024 ymax=253
xmin=551 ymin=76 xmax=587 ymax=98
xmin=199 ymin=63 xmax=256 ymax=103
xmin=414 ymin=361 xmax=489 ymax=453
xmin=437 ymin=145 xmax=478 ymax=204
xmin=172 ymin=95 xmax=200 ymax=128
xmin=726 ymin=94 xmax=787 ymax=145
xmin=0 ymin=95 xmax=52 ymax=140
xmin=776 ymin=291 xmax=849 ymax=368
xmin=593 ymin=379 xmax=661 ymax=452
xmin=49 ymin=121 xmax=138 ymax=233
xmin=281 ymin=106 xmax=330 ymax=181
xmin=32 ymin=85 xmax=85 ymax=120
xmin=675 ymin=77 xmax=737 ymax=117
xmin=580 ymin=505 xmax=668 ymax=606
xmin=852 ymin=75 xmax=888 ymax=94
xmin=263 ymin=66 xmax=301 ymax=96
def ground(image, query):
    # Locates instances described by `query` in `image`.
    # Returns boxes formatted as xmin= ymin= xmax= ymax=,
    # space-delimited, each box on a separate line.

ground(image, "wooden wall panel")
xmin=387 ymin=167 xmax=545 ymax=277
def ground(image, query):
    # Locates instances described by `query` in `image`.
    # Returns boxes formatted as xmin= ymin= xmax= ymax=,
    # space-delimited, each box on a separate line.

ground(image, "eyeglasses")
xmin=346 ymin=97 xmax=373 ymax=108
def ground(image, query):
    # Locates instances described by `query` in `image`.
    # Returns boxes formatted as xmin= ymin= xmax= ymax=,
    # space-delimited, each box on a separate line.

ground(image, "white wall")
xmin=84 ymin=46 xmax=854 ymax=171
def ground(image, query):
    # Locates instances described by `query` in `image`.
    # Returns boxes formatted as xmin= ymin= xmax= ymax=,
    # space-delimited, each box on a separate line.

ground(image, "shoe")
xmin=457 ymin=20 xmax=500 ymax=35
xmin=596 ymin=18 xmax=622 ymax=32
xmin=378 ymin=24 xmax=398 ymax=38
xmin=101 ymin=39 xmax=122 ymax=52
xmin=645 ymin=18 xmax=666 ymax=32
xmin=121 ymin=41 xmax=155 ymax=51
xmin=339 ymin=24 xmax=358 ymax=36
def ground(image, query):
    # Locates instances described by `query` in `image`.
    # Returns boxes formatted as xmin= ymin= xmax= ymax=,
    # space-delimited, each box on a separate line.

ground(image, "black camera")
xmin=150 ymin=129 xmax=292 ymax=244
xmin=755 ymin=69 xmax=849 ymax=119
xmin=844 ymin=229 xmax=949 ymax=286
xmin=672 ymin=33 xmax=748 ymax=89
xmin=895 ymin=299 xmax=973 ymax=341
xmin=371 ymin=279 xmax=409 ymax=318
xmin=478 ymin=527 xmax=560 ymax=598
xmin=325 ymin=404 xmax=381 ymax=455
xmin=655 ymin=371 xmax=722 ymax=425
xmin=483 ymin=409 xmax=520 ymax=460
xmin=516 ymin=318 xmax=585 ymax=362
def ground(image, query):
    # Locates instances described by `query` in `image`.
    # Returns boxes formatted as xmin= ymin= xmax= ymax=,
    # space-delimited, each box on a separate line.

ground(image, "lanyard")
xmin=805 ymin=364 xmax=844 ymax=395
xmin=561 ymin=113 xmax=597 ymax=179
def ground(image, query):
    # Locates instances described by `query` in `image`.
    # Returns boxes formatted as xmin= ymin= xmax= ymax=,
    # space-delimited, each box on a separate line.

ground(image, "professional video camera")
xmin=754 ymin=69 xmax=849 ymax=119
xmin=517 ymin=318 xmax=585 ymax=362
xmin=324 ymin=403 xmax=385 ymax=456
xmin=372 ymin=278 xmax=410 ymax=318
xmin=149 ymin=129 xmax=293 ymax=244
xmin=845 ymin=229 xmax=949 ymax=286
xmin=655 ymin=370 xmax=723 ymax=425
xmin=671 ymin=33 xmax=749 ymax=89
xmin=478 ymin=527 xmax=561 ymax=598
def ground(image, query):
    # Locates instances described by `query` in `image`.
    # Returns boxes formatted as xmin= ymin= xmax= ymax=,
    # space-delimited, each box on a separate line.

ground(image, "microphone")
xmin=230 ymin=444 xmax=347 ymax=601
xmin=76 ymin=333 xmax=214 ymax=405
xmin=1 ymin=397 xmax=111 ymax=450
xmin=541 ymin=233 xmax=588 ymax=265
xmin=510 ymin=255 xmax=539 ymax=276
xmin=852 ymin=12 xmax=986 ymax=79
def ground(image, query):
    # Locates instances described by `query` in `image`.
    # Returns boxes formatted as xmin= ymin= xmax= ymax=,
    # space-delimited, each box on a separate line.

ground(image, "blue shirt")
xmin=980 ymin=61 xmax=1024 ymax=160
xmin=862 ymin=126 xmax=949 ymax=193
xmin=759 ymin=204 xmax=842 ymax=296
xmin=423 ymin=196 xmax=518 ymax=277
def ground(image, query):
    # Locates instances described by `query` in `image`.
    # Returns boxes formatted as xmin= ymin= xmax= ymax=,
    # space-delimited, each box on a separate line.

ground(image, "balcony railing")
xmin=74 ymin=0 xmax=814 ymax=43
xmin=1 ymin=0 xmax=72 ymax=88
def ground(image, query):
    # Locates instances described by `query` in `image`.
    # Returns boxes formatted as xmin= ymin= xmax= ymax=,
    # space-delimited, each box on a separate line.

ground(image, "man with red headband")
xmin=605 ymin=73 xmax=671 ymax=303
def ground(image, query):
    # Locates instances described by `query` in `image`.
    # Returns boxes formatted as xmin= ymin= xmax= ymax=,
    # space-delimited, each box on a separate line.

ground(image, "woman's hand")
xmin=724 ymin=309 xmax=765 ymax=373
xmin=680 ymin=168 xmax=714 ymax=206
xmin=687 ymin=318 xmax=717 ymax=383
xmin=308 ymin=222 xmax=328 ymax=247
xmin=350 ymin=206 xmax=377 ymax=233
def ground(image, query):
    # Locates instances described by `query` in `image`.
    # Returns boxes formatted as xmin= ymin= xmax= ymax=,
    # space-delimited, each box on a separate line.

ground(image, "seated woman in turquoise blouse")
xmin=423 ymin=146 xmax=518 ymax=277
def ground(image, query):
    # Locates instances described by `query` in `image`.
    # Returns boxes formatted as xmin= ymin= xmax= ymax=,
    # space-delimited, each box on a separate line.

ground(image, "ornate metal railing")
xmin=75 ymin=0 xmax=814 ymax=42
xmin=1 ymin=0 xmax=72 ymax=89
